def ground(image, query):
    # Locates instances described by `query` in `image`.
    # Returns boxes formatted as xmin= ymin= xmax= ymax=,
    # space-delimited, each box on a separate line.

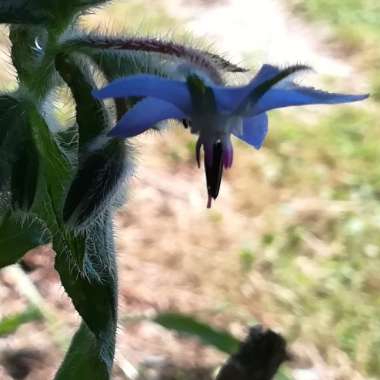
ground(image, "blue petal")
xmin=93 ymin=74 xmax=192 ymax=114
xmin=108 ymin=97 xmax=186 ymax=138
xmin=233 ymin=113 xmax=269 ymax=149
xmin=213 ymin=64 xmax=282 ymax=113
xmin=251 ymin=84 xmax=369 ymax=114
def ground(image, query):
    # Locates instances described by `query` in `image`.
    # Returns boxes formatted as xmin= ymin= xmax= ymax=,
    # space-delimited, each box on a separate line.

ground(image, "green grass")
xmin=292 ymin=0 xmax=380 ymax=99
xmin=292 ymin=0 xmax=380 ymax=46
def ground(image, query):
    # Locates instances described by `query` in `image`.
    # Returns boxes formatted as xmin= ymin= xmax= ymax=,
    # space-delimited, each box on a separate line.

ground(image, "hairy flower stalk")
xmin=64 ymin=34 xmax=247 ymax=83
xmin=93 ymin=64 xmax=368 ymax=207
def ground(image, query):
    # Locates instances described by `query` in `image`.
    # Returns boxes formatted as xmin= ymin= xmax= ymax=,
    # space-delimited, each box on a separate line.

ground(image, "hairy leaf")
xmin=0 ymin=96 xmax=21 ymax=145
xmin=0 ymin=96 xmax=25 ymax=192
xmin=0 ymin=213 xmax=50 ymax=268
xmin=154 ymin=312 xmax=240 ymax=354
xmin=9 ymin=25 xmax=55 ymax=96
xmin=28 ymin=104 xmax=74 ymax=216
xmin=55 ymin=323 xmax=111 ymax=380
xmin=54 ymin=214 xmax=117 ymax=378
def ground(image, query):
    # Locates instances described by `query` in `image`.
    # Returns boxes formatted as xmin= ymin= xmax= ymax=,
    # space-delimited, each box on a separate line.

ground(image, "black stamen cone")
xmin=205 ymin=141 xmax=224 ymax=203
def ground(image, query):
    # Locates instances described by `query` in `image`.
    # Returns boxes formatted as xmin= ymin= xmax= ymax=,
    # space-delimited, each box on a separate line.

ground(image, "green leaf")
xmin=0 ymin=213 xmax=50 ymax=268
xmin=0 ymin=307 xmax=42 ymax=336
xmin=54 ymin=214 xmax=117 ymax=379
xmin=28 ymin=103 xmax=74 ymax=217
xmin=54 ymin=323 xmax=110 ymax=380
xmin=0 ymin=0 xmax=107 ymax=26
xmin=0 ymin=96 xmax=21 ymax=145
xmin=0 ymin=96 xmax=28 ymax=192
xmin=154 ymin=312 xmax=240 ymax=354
xmin=0 ymin=1 xmax=50 ymax=24
xmin=10 ymin=26 xmax=56 ymax=97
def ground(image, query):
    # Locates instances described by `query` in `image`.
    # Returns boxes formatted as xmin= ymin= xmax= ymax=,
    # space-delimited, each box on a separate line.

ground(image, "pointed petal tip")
xmin=356 ymin=93 xmax=370 ymax=101
xmin=327 ymin=92 xmax=370 ymax=104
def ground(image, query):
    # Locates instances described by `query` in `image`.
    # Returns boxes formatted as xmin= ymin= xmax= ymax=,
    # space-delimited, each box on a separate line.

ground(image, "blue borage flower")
xmin=93 ymin=64 xmax=368 ymax=207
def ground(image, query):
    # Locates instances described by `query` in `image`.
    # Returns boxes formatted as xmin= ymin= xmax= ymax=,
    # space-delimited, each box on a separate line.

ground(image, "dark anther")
xmin=205 ymin=141 xmax=224 ymax=202
xmin=182 ymin=119 xmax=191 ymax=129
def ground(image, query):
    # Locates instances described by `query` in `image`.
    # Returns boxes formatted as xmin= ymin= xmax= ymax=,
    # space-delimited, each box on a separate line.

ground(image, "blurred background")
xmin=0 ymin=0 xmax=379 ymax=379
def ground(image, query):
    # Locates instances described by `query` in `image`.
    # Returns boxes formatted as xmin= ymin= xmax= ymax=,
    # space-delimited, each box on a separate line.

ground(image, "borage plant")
xmin=0 ymin=0 xmax=367 ymax=379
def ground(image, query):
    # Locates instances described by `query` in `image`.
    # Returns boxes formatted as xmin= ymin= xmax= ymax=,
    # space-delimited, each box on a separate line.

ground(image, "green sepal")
xmin=186 ymin=74 xmax=217 ymax=114
xmin=55 ymin=52 xmax=128 ymax=229
xmin=0 ymin=213 xmax=50 ymax=268
xmin=55 ymin=53 xmax=112 ymax=149
xmin=75 ymin=50 xmax=156 ymax=119
xmin=63 ymin=139 xmax=127 ymax=229
xmin=94 ymin=51 xmax=161 ymax=118
xmin=240 ymin=64 xmax=311 ymax=114
xmin=54 ymin=214 xmax=117 ymax=378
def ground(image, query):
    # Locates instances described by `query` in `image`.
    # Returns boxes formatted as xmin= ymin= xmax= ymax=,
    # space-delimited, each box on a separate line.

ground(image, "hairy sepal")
xmin=56 ymin=52 xmax=129 ymax=229
xmin=55 ymin=52 xmax=112 ymax=149
xmin=63 ymin=139 xmax=128 ymax=230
